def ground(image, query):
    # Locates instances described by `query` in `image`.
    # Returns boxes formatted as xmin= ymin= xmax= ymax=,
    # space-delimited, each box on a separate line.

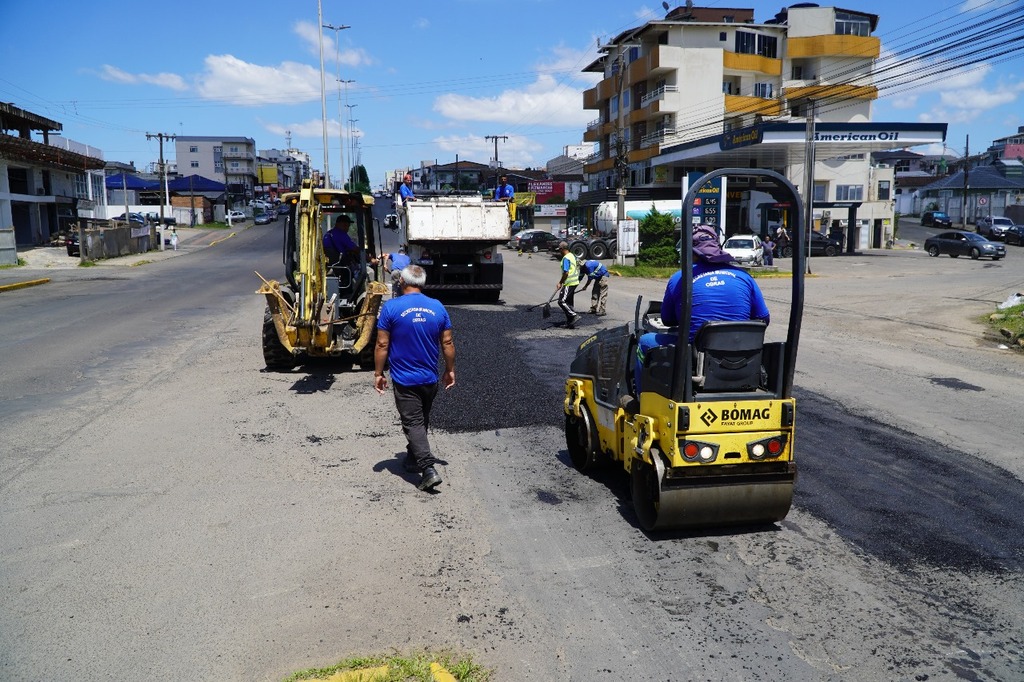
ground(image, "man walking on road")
xmin=577 ymin=259 xmax=609 ymax=316
xmin=555 ymin=241 xmax=582 ymax=329
xmin=374 ymin=265 xmax=456 ymax=491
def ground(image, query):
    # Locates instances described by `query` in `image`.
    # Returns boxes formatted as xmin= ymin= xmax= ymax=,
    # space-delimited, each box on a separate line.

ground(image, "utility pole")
xmin=338 ymin=79 xmax=354 ymax=189
xmin=485 ymin=135 xmax=508 ymax=191
xmin=345 ymin=103 xmax=358 ymax=190
xmin=615 ymin=45 xmax=629 ymax=225
xmin=146 ymin=131 xmax=175 ymax=245
xmin=961 ymin=135 xmax=970 ymax=230
xmin=802 ymin=100 xmax=817 ymax=275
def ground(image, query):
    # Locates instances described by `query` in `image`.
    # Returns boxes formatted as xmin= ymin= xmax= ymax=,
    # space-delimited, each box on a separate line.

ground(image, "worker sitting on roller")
xmin=634 ymin=224 xmax=770 ymax=394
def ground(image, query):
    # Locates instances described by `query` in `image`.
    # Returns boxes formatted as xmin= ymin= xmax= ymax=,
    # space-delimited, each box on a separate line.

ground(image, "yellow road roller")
xmin=564 ymin=168 xmax=805 ymax=531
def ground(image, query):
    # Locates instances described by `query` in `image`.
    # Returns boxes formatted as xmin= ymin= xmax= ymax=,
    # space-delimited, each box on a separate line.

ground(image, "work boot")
xmin=418 ymin=466 xmax=442 ymax=491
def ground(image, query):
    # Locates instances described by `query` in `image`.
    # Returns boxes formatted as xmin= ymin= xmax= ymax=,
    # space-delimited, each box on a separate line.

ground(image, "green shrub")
xmin=637 ymin=206 xmax=678 ymax=267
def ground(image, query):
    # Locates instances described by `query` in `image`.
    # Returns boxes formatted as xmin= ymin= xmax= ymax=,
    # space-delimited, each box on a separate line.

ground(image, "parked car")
xmin=277 ymin=203 xmax=291 ymax=215
xmin=722 ymin=234 xmax=764 ymax=266
xmin=1002 ymin=224 xmax=1024 ymax=246
xmin=226 ymin=210 xmax=246 ymax=223
xmin=113 ymin=212 xmax=146 ymax=225
xmin=809 ymin=231 xmax=842 ymax=256
xmin=924 ymin=231 xmax=1005 ymax=260
xmin=254 ymin=212 xmax=276 ymax=225
xmin=975 ymin=216 xmax=1014 ymax=240
xmin=508 ymin=228 xmax=546 ymax=249
xmin=514 ymin=230 xmax=561 ymax=253
xmin=921 ymin=210 xmax=952 ymax=228
xmin=65 ymin=231 xmax=80 ymax=257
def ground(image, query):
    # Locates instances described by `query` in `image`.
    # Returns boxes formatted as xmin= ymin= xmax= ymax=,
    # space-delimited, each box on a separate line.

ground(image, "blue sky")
xmin=1 ymin=0 xmax=1020 ymax=188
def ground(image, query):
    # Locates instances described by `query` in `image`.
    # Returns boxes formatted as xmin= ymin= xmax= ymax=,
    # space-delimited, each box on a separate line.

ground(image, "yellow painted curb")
xmin=430 ymin=662 xmax=457 ymax=682
xmin=0 ymin=278 xmax=50 ymax=293
xmin=209 ymin=232 xmax=236 ymax=247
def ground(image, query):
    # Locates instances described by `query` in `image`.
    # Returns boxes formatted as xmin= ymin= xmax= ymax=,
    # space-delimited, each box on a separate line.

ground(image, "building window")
xmin=720 ymin=32 xmax=727 ymax=41
xmin=878 ymin=180 xmax=891 ymax=201
xmin=189 ymin=145 xmax=198 ymax=153
xmin=610 ymin=94 xmax=619 ymax=116
xmin=813 ymin=182 xmax=828 ymax=202
xmin=835 ymin=11 xmax=871 ymax=37
xmin=836 ymin=184 xmax=864 ymax=201
xmin=190 ymin=161 xmax=199 ymax=168
xmin=229 ymin=146 xmax=239 ymax=153
xmin=756 ymin=34 xmax=778 ymax=59
xmin=735 ymin=31 xmax=756 ymax=55
xmin=722 ymin=81 xmax=733 ymax=94
xmin=792 ymin=65 xmax=804 ymax=80
xmin=723 ymin=16 xmax=734 ymax=23
xmin=753 ymin=82 xmax=773 ymax=98
xmin=74 ymin=173 xmax=88 ymax=198
xmin=628 ymin=46 xmax=639 ymax=63
xmin=622 ymin=89 xmax=630 ymax=109
xmin=894 ymin=159 xmax=910 ymax=173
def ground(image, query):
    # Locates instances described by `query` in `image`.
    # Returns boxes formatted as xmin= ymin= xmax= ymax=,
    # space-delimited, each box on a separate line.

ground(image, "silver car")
xmin=976 ymin=216 xmax=1014 ymax=240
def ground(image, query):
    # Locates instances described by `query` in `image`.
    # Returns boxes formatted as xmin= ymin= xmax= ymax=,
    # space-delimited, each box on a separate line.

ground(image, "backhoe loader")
xmin=257 ymin=179 xmax=388 ymax=370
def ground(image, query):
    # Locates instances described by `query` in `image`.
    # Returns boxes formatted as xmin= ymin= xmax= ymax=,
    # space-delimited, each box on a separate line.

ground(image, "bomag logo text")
xmin=721 ymin=407 xmax=770 ymax=421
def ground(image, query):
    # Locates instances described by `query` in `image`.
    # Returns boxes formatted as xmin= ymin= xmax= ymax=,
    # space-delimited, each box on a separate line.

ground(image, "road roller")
xmin=563 ymin=169 xmax=805 ymax=531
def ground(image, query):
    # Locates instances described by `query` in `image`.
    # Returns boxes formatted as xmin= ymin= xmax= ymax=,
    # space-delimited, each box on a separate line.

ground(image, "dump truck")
xmin=393 ymin=191 xmax=510 ymax=302
xmin=257 ymin=179 xmax=388 ymax=370
xmin=564 ymin=169 xmax=805 ymax=531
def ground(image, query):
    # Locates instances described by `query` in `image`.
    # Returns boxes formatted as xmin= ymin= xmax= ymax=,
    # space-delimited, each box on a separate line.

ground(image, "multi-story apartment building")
xmin=175 ymin=136 xmax=257 ymax=205
xmin=581 ymin=4 xmax=947 ymax=248
xmin=259 ymin=148 xmax=311 ymax=194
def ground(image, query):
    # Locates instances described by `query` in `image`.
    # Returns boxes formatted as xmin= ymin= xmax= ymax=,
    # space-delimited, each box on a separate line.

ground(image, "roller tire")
xmin=262 ymin=305 xmax=297 ymax=370
xmin=631 ymin=452 xmax=663 ymax=532
xmin=565 ymin=405 xmax=599 ymax=473
xmin=589 ymin=240 xmax=609 ymax=260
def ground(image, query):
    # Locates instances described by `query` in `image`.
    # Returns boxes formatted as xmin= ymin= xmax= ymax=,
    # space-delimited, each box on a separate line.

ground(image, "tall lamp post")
xmin=345 ymin=104 xmax=358 ymax=189
xmin=320 ymin=18 xmax=350 ymax=189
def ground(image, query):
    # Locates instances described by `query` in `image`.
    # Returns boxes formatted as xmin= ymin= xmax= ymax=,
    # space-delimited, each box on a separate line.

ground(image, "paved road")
xmin=1 ymin=230 xmax=1022 ymax=680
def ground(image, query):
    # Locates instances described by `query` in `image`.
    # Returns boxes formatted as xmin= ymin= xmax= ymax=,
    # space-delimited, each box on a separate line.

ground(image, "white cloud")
xmin=431 ymin=45 xmax=600 ymax=128
xmin=293 ymin=20 xmax=373 ymax=67
xmin=939 ymin=85 xmax=1023 ymax=111
xmin=98 ymin=64 xmax=188 ymax=91
xmin=434 ymin=133 xmax=544 ymax=167
xmin=195 ymin=55 xmax=322 ymax=105
xmin=635 ymin=6 xmax=660 ymax=21
xmin=961 ymin=0 xmax=989 ymax=10
xmin=264 ymin=117 xmax=345 ymax=138
xmin=414 ymin=18 xmax=430 ymax=30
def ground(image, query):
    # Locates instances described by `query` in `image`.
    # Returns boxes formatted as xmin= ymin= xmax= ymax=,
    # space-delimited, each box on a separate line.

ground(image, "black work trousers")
xmin=393 ymin=381 xmax=440 ymax=471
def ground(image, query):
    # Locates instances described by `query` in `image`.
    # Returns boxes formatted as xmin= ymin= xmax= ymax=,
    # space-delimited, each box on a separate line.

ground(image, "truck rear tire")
xmin=607 ymin=239 xmax=617 ymax=258
xmin=588 ymin=240 xmax=609 ymax=259
xmin=569 ymin=240 xmax=589 ymax=260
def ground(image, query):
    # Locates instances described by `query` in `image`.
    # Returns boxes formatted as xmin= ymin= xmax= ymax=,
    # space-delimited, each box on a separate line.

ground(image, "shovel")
xmin=527 ymin=294 xmax=558 ymax=318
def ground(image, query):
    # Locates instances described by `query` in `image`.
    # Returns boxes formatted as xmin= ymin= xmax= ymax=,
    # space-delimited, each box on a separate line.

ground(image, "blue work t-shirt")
xmin=323 ymin=227 xmax=357 ymax=254
xmin=399 ymin=184 xmax=415 ymax=204
xmin=494 ymin=183 xmax=514 ymax=201
xmin=377 ymin=292 xmax=452 ymax=386
xmin=661 ymin=263 xmax=769 ymax=341
xmin=390 ymin=252 xmax=411 ymax=271
xmin=582 ymin=260 xmax=608 ymax=279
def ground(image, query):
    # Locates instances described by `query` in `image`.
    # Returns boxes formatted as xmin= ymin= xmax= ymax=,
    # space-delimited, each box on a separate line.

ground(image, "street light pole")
xmin=316 ymin=1 xmax=331 ymax=188
xmin=345 ymin=104 xmax=358 ymax=189
xmin=338 ymin=79 xmax=354 ymax=190
xmin=323 ymin=22 xmax=350 ymax=190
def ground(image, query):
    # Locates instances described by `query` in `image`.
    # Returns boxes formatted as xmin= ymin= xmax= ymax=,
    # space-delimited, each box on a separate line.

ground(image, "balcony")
xmin=783 ymin=83 xmax=878 ymax=102
xmin=724 ymin=95 xmax=783 ymax=117
xmin=625 ymin=45 xmax=677 ymax=86
xmin=641 ymin=128 xmax=676 ymax=149
xmin=222 ymin=149 xmax=255 ymax=161
xmin=787 ymin=34 xmax=880 ymax=60
xmin=723 ymin=52 xmax=783 ymax=76
xmin=641 ymin=84 xmax=679 ymax=108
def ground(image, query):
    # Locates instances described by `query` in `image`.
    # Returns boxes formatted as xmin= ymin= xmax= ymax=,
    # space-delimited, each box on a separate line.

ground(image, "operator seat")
xmin=693 ymin=320 xmax=766 ymax=392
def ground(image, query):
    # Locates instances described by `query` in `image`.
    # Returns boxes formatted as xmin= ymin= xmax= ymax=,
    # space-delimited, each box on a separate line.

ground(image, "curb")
xmin=0 ymin=277 xmax=50 ymax=293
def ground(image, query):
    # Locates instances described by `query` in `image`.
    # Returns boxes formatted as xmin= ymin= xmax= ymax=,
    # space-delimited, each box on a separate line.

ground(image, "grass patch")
xmin=983 ymin=301 xmax=1024 ymax=349
xmin=130 ymin=259 xmax=154 ymax=267
xmin=77 ymin=260 xmax=98 ymax=267
xmin=284 ymin=650 xmax=492 ymax=682
xmin=0 ymin=257 xmax=27 ymax=269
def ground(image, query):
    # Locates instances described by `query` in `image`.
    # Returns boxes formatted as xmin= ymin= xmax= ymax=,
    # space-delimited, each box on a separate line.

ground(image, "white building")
xmin=581 ymin=3 xmax=947 ymax=248
xmin=175 ymin=135 xmax=257 ymax=206
xmin=0 ymin=103 xmax=106 ymax=247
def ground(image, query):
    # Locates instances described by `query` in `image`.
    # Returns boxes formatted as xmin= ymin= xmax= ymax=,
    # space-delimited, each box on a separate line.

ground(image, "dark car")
xmin=515 ymin=230 xmax=561 ymax=253
xmin=924 ymin=231 xmax=1005 ymax=260
xmin=65 ymin=231 xmax=80 ymax=257
xmin=776 ymin=231 xmax=841 ymax=257
xmin=921 ymin=211 xmax=952 ymax=228
xmin=254 ymin=212 xmax=276 ymax=225
xmin=1003 ymin=224 xmax=1024 ymax=246
xmin=113 ymin=212 xmax=146 ymax=225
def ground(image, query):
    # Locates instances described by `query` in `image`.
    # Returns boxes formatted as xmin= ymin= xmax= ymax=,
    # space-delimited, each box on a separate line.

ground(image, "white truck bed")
xmin=403 ymin=198 xmax=510 ymax=242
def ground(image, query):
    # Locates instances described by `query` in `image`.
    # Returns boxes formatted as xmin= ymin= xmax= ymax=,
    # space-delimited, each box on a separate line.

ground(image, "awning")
xmin=105 ymin=173 xmax=159 ymax=190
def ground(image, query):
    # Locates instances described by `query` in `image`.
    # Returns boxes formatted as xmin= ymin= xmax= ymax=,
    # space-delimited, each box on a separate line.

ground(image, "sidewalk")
xmin=0 ymin=226 xmax=235 ymax=289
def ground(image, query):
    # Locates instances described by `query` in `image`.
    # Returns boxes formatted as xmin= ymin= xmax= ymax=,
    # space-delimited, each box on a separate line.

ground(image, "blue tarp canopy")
xmin=105 ymin=173 xmax=159 ymax=190
xmin=167 ymin=174 xmax=226 ymax=192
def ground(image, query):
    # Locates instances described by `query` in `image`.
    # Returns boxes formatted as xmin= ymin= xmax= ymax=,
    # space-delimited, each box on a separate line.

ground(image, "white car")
xmin=226 ymin=210 xmax=246 ymax=223
xmin=722 ymin=234 xmax=764 ymax=266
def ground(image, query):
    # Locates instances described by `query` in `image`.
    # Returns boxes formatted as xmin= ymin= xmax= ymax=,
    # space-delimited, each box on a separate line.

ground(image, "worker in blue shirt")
xmin=385 ymin=247 xmax=412 ymax=297
xmin=323 ymin=214 xmax=359 ymax=263
xmin=375 ymin=265 xmax=456 ymax=492
xmin=634 ymin=224 xmax=769 ymax=395
xmin=399 ymin=173 xmax=416 ymax=205
xmin=576 ymin=259 xmax=610 ymax=316
xmin=493 ymin=174 xmax=514 ymax=202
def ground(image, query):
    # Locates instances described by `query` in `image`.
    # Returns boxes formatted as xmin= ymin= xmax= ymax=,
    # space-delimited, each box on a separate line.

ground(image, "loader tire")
xmin=262 ymin=305 xmax=296 ymax=370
